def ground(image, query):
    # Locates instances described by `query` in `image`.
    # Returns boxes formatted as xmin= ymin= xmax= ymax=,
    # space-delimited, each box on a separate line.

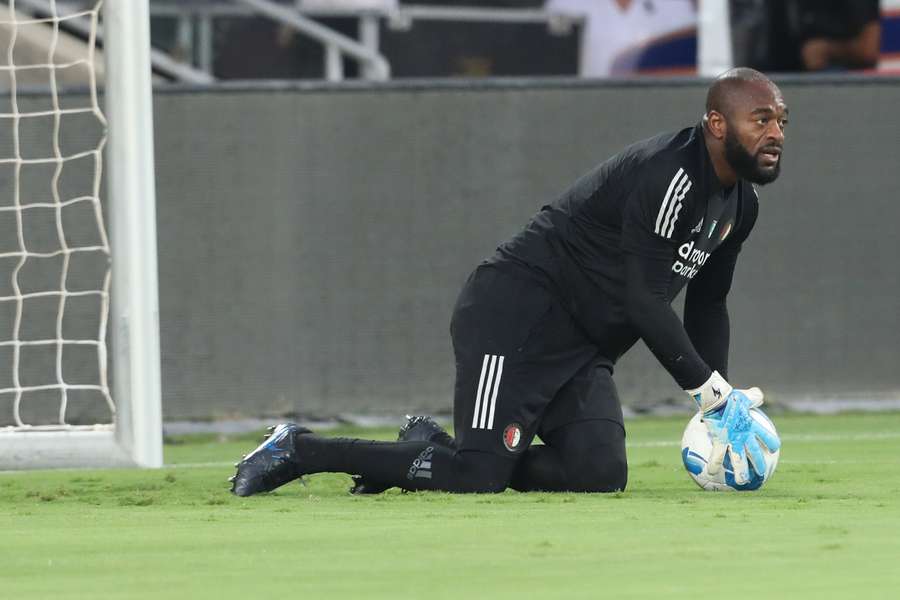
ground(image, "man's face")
xmin=723 ymin=83 xmax=788 ymax=185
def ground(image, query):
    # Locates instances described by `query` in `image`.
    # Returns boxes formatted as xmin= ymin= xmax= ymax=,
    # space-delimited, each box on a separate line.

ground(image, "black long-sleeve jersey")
xmin=488 ymin=123 xmax=759 ymax=390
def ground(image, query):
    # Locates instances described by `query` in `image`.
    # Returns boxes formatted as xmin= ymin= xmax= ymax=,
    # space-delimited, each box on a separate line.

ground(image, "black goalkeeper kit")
xmin=234 ymin=123 xmax=760 ymax=495
xmin=452 ymin=123 xmax=758 ymax=461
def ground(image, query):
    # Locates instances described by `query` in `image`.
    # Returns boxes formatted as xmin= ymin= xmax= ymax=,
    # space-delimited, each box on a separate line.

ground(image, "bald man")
xmin=231 ymin=68 xmax=786 ymax=497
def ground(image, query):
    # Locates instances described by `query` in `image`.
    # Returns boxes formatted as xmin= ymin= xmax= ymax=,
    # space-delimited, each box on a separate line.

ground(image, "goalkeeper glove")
xmin=687 ymin=371 xmax=780 ymax=485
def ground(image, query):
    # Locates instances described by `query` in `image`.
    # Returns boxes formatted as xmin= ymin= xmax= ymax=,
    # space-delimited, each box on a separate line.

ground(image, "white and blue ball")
xmin=681 ymin=408 xmax=780 ymax=491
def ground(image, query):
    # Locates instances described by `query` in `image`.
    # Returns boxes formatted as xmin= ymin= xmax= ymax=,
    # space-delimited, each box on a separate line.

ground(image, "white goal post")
xmin=0 ymin=0 xmax=162 ymax=469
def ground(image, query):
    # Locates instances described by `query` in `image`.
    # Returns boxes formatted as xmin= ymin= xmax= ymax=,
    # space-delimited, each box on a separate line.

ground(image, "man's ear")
xmin=704 ymin=110 xmax=727 ymax=141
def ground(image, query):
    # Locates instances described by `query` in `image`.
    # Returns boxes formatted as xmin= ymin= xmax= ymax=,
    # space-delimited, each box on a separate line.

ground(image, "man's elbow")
xmin=684 ymin=283 xmax=728 ymax=313
xmin=685 ymin=293 xmax=727 ymax=311
xmin=684 ymin=297 xmax=728 ymax=324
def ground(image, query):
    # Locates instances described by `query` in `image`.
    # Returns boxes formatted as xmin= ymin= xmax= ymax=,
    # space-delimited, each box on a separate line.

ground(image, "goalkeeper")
xmin=231 ymin=67 xmax=786 ymax=496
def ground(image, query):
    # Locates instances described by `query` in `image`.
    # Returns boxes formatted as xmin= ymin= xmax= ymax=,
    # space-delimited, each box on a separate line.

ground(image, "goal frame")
xmin=0 ymin=0 xmax=162 ymax=470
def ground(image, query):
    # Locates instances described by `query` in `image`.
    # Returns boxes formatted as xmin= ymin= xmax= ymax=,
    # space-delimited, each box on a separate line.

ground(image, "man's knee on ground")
xmin=566 ymin=452 xmax=628 ymax=493
xmin=547 ymin=419 xmax=628 ymax=493
xmin=453 ymin=450 xmax=515 ymax=493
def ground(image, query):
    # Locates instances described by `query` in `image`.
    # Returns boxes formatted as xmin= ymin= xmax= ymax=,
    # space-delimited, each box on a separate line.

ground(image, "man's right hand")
xmin=686 ymin=372 xmax=780 ymax=484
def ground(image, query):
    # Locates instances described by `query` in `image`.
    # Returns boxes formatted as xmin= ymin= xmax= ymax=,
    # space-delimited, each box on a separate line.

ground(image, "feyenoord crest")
xmin=502 ymin=423 xmax=523 ymax=452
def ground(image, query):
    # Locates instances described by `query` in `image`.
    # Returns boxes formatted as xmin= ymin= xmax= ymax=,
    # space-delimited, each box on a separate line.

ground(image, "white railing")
xmin=147 ymin=1 xmax=583 ymax=82
xmin=234 ymin=0 xmax=390 ymax=81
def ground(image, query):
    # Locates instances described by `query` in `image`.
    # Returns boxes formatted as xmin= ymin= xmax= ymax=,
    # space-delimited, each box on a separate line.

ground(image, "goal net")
xmin=0 ymin=0 xmax=161 ymax=469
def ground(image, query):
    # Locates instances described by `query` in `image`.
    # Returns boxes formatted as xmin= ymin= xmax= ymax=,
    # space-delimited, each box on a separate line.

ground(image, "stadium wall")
xmin=6 ymin=77 xmax=900 ymax=423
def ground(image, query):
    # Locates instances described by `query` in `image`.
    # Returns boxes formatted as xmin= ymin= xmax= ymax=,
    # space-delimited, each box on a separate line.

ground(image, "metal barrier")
xmin=144 ymin=0 xmax=583 ymax=81
xmin=233 ymin=0 xmax=390 ymax=81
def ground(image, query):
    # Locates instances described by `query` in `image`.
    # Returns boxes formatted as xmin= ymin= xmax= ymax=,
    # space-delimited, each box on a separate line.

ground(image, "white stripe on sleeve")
xmin=660 ymin=175 xmax=690 ymax=238
xmin=664 ymin=180 xmax=693 ymax=238
xmin=654 ymin=168 xmax=685 ymax=235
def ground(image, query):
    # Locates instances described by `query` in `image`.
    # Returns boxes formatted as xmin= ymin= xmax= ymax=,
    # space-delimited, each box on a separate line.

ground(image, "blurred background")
xmin=143 ymin=0 xmax=893 ymax=82
xmin=5 ymin=1 xmax=895 ymax=85
xmin=147 ymin=0 xmax=893 ymax=81
xmin=1 ymin=1 xmax=899 ymax=428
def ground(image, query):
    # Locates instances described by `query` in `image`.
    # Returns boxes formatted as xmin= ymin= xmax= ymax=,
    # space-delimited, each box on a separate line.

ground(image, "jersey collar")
xmin=694 ymin=122 xmax=727 ymax=195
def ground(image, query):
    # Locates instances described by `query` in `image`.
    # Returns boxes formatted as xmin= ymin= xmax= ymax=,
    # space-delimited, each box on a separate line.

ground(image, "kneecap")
xmin=568 ymin=454 xmax=628 ymax=493
xmin=455 ymin=451 xmax=515 ymax=493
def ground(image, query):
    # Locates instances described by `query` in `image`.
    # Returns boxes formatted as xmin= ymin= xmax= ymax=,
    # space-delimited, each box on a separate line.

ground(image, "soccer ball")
xmin=680 ymin=408 xmax=780 ymax=491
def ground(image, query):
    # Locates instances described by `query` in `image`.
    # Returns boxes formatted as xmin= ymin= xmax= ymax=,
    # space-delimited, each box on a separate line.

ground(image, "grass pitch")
xmin=2 ymin=412 xmax=900 ymax=600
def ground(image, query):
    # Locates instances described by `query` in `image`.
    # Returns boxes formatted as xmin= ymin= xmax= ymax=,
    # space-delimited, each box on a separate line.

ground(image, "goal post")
xmin=104 ymin=0 xmax=163 ymax=469
xmin=0 ymin=0 xmax=162 ymax=470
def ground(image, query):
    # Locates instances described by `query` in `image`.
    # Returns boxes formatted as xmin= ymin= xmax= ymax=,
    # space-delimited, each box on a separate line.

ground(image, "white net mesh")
xmin=0 ymin=0 xmax=112 ymax=430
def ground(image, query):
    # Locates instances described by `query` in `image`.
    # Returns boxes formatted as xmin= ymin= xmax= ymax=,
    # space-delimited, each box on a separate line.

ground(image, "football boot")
xmin=230 ymin=423 xmax=311 ymax=497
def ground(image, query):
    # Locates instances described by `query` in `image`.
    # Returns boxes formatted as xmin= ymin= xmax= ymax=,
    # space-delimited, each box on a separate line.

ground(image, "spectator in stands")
xmin=733 ymin=0 xmax=881 ymax=72
xmin=544 ymin=0 xmax=698 ymax=77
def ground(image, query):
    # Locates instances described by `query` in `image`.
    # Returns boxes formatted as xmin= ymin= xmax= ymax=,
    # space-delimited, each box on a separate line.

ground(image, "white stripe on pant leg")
xmin=485 ymin=355 xmax=504 ymax=430
xmin=471 ymin=354 xmax=491 ymax=429
xmin=479 ymin=355 xmax=498 ymax=429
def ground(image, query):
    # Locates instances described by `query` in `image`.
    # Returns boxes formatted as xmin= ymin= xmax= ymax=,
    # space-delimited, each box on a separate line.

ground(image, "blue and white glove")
xmin=687 ymin=371 xmax=781 ymax=485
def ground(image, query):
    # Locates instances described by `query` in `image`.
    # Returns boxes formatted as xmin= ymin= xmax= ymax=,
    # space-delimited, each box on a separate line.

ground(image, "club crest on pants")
xmin=503 ymin=423 xmax=523 ymax=452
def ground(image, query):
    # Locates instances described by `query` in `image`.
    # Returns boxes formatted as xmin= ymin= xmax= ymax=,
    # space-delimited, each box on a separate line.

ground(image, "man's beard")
xmin=724 ymin=128 xmax=781 ymax=185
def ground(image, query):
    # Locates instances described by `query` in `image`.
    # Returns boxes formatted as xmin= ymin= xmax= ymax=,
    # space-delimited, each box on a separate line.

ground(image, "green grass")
xmin=2 ymin=412 xmax=900 ymax=599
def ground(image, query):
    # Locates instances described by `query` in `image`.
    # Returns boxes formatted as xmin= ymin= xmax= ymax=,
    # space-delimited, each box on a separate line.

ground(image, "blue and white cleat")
xmin=230 ymin=423 xmax=311 ymax=497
